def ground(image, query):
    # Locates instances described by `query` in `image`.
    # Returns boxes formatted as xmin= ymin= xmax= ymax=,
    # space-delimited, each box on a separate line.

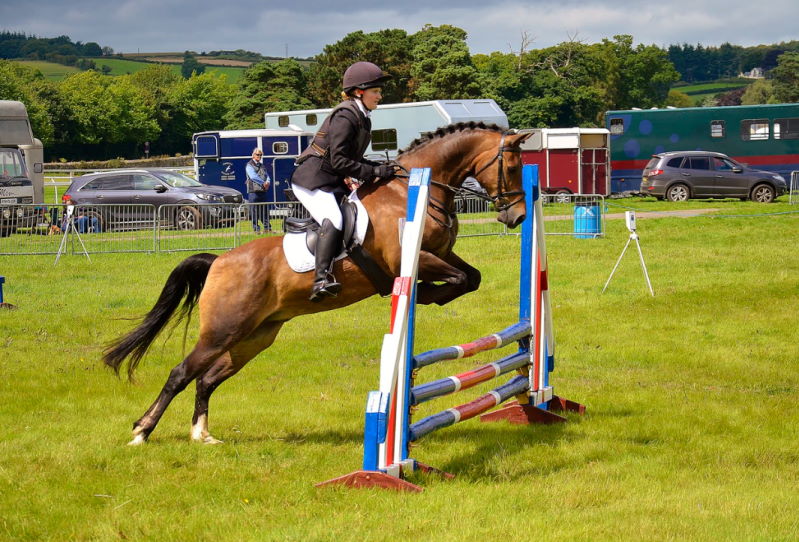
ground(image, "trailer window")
xmin=371 ymin=129 xmax=397 ymax=152
xmin=194 ymin=135 xmax=219 ymax=158
xmin=272 ymin=142 xmax=288 ymax=154
xmin=741 ymin=119 xmax=769 ymax=141
xmin=306 ymin=114 xmax=317 ymax=126
xmin=710 ymin=120 xmax=725 ymax=138
xmin=774 ymin=118 xmax=799 ymax=140
xmin=278 ymin=115 xmax=289 ymax=128
xmin=609 ymin=118 xmax=624 ymax=135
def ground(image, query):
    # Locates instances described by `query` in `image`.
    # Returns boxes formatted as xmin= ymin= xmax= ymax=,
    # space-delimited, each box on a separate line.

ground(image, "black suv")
xmin=64 ymin=169 xmax=243 ymax=229
xmin=641 ymin=151 xmax=787 ymax=202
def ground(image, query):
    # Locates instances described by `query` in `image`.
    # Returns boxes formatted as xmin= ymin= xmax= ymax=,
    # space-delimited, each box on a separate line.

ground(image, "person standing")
xmin=290 ymin=62 xmax=397 ymax=302
xmin=246 ymin=148 xmax=272 ymax=233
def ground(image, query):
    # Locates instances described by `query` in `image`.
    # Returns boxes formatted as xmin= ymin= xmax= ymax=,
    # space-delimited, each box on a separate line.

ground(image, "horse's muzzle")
xmin=498 ymin=207 xmax=526 ymax=228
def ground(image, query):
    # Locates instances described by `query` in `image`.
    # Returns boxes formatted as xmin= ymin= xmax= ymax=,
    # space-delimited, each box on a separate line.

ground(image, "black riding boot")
xmin=309 ymin=219 xmax=343 ymax=302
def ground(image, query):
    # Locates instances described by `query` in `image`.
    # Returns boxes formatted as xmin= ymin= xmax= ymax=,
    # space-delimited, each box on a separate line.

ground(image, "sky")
xmin=2 ymin=0 xmax=798 ymax=59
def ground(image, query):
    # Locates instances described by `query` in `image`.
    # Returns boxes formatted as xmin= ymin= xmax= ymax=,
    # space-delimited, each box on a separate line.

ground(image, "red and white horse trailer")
xmin=520 ymin=128 xmax=610 ymax=196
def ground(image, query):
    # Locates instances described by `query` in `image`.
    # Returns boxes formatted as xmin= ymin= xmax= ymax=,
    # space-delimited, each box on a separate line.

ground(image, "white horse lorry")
xmin=0 ymin=100 xmax=44 ymax=237
xmin=192 ymin=100 xmax=509 ymax=203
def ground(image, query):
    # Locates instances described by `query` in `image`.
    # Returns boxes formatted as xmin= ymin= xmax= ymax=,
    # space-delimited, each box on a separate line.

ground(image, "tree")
xmin=161 ymin=72 xmax=235 ymax=153
xmin=599 ymin=35 xmax=679 ymax=110
xmin=181 ymin=52 xmax=205 ymax=79
xmin=306 ymin=29 xmax=413 ymax=107
xmin=0 ymin=60 xmax=57 ymax=144
xmin=409 ymin=25 xmax=481 ymax=101
xmin=741 ymin=79 xmax=776 ymax=104
xmin=665 ymin=89 xmax=693 ymax=108
xmin=224 ymin=59 xmax=312 ymax=129
xmin=771 ymin=51 xmax=799 ymax=102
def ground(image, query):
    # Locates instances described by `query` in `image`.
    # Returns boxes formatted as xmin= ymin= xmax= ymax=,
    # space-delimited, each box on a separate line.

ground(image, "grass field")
xmin=11 ymin=58 xmax=244 ymax=83
xmin=673 ymin=81 xmax=750 ymax=105
xmin=90 ymin=58 xmax=244 ymax=83
xmin=1 ymin=201 xmax=798 ymax=540
xmin=13 ymin=60 xmax=81 ymax=81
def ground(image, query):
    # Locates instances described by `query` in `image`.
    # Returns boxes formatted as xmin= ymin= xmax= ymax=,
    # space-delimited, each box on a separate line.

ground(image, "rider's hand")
xmin=373 ymin=164 xmax=396 ymax=181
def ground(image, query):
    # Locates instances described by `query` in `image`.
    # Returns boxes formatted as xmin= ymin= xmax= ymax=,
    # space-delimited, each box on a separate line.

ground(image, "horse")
xmin=104 ymin=122 xmax=532 ymax=445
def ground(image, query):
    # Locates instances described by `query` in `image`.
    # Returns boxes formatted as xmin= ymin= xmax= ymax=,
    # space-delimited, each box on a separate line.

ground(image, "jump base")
xmin=480 ymin=396 xmax=585 ymax=425
xmin=317 ymin=461 xmax=455 ymax=493
xmin=316 ymin=470 xmax=424 ymax=493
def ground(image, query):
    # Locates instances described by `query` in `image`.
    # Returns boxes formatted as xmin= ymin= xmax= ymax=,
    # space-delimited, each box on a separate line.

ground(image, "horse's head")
xmin=470 ymin=130 xmax=532 ymax=229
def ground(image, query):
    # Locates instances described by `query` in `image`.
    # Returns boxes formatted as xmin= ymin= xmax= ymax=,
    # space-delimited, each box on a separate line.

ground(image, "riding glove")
xmin=373 ymin=164 xmax=396 ymax=181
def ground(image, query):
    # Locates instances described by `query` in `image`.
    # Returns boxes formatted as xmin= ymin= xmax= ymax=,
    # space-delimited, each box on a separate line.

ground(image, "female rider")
xmin=290 ymin=62 xmax=396 ymax=302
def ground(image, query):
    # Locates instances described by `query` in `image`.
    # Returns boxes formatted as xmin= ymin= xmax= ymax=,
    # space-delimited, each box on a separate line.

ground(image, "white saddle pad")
xmin=283 ymin=192 xmax=370 ymax=273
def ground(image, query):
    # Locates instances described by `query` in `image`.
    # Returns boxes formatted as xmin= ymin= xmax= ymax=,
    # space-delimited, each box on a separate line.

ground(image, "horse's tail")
xmin=103 ymin=252 xmax=218 ymax=380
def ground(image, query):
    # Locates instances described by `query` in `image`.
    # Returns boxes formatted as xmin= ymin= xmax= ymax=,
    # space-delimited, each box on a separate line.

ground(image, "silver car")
xmin=641 ymin=151 xmax=787 ymax=202
xmin=64 ymin=168 xmax=243 ymax=229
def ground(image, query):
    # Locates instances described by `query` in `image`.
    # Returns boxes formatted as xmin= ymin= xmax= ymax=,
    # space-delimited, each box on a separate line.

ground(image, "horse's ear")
xmin=504 ymin=132 xmax=533 ymax=148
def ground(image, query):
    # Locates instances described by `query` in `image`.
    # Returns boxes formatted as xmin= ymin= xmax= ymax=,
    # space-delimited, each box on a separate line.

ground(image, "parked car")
xmin=641 ymin=151 xmax=787 ymax=202
xmin=63 ymin=169 xmax=244 ymax=230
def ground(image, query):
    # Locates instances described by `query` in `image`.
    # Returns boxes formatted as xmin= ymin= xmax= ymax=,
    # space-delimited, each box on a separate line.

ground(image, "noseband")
xmin=470 ymin=132 xmax=526 ymax=212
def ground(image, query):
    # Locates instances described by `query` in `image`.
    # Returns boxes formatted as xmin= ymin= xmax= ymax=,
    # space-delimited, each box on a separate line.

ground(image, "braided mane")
xmin=399 ymin=122 xmax=505 ymax=156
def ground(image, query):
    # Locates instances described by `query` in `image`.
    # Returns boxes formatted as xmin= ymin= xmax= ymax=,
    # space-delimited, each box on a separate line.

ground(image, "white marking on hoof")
xmin=128 ymin=434 xmax=147 ymax=446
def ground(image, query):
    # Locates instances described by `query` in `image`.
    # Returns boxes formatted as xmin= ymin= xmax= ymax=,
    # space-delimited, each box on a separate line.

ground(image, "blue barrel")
xmin=0 ymin=276 xmax=5 ymax=304
xmin=574 ymin=204 xmax=601 ymax=238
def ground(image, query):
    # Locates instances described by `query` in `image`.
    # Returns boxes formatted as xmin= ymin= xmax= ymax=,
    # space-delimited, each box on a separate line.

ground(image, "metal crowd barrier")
xmin=790 ymin=171 xmax=799 ymax=205
xmin=0 ymin=195 xmax=606 ymax=257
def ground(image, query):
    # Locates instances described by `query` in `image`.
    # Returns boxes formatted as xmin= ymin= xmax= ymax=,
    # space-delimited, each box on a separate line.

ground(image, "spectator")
xmin=245 ymin=148 xmax=272 ymax=233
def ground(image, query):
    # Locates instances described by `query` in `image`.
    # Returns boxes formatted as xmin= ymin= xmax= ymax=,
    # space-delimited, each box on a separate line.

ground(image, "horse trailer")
xmin=605 ymin=103 xmax=799 ymax=193
xmin=519 ymin=128 xmax=610 ymax=196
xmin=193 ymin=100 xmax=509 ymax=201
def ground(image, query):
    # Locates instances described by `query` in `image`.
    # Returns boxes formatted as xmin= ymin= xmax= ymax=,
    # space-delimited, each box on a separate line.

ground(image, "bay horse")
xmin=104 ymin=122 xmax=531 ymax=445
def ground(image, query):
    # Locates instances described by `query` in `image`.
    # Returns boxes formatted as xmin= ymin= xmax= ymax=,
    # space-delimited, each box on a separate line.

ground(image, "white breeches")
xmin=291 ymin=184 xmax=343 ymax=231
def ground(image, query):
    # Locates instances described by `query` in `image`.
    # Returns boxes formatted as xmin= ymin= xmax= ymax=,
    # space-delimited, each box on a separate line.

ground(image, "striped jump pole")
xmin=480 ymin=164 xmax=585 ymax=424
xmin=317 ymin=167 xmax=432 ymax=492
xmin=318 ymin=165 xmax=584 ymax=492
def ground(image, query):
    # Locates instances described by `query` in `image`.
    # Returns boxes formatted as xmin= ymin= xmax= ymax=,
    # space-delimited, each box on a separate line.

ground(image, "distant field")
xmin=674 ymin=80 xmax=751 ymax=105
xmin=14 ymin=60 xmax=81 ymax=80
xmin=92 ymin=58 xmax=244 ymax=83
xmin=10 ymin=58 xmax=244 ymax=83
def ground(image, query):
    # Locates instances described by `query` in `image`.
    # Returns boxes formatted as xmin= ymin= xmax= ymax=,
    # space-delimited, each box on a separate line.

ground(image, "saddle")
xmin=284 ymin=195 xmax=394 ymax=296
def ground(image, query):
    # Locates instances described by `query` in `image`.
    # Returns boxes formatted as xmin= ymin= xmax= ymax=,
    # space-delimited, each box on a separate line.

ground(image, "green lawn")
xmin=0 ymin=202 xmax=798 ymax=540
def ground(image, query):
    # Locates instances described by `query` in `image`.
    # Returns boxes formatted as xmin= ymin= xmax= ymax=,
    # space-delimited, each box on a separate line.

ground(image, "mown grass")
xmin=0 ymin=202 xmax=798 ymax=540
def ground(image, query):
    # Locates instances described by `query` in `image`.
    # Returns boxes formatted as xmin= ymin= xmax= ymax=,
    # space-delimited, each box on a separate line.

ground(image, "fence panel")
xmin=790 ymin=171 xmax=799 ymax=205
xmin=0 ymin=194 xmax=606 ymax=257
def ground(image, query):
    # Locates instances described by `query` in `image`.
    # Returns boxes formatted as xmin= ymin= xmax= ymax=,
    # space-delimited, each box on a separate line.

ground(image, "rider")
xmin=290 ymin=61 xmax=397 ymax=302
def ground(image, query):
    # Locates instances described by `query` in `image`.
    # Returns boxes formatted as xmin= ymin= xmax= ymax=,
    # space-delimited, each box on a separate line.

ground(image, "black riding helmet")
xmin=342 ymin=62 xmax=392 ymax=92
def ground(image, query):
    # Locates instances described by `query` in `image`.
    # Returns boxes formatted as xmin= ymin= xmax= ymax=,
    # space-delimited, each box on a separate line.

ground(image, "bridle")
xmin=391 ymin=131 xmax=526 ymax=228
xmin=468 ymin=132 xmax=526 ymax=212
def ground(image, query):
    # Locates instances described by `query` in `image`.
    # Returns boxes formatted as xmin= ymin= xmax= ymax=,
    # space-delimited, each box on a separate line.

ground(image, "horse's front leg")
xmin=415 ymin=250 xmax=481 ymax=306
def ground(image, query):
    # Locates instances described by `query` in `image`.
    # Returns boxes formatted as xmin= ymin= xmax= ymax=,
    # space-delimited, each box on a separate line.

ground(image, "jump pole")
xmin=481 ymin=164 xmax=585 ymax=423
xmin=317 ymin=165 xmax=584 ymax=492
xmin=317 ymin=167 xmax=432 ymax=492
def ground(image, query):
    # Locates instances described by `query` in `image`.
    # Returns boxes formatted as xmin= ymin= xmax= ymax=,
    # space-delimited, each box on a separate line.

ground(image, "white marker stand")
xmin=54 ymin=205 xmax=91 ymax=265
xmin=602 ymin=211 xmax=654 ymax=296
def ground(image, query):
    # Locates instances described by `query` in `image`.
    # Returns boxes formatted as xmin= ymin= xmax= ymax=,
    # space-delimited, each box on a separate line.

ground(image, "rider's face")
xmin=359 ymin=87 xmax=382 ymax=111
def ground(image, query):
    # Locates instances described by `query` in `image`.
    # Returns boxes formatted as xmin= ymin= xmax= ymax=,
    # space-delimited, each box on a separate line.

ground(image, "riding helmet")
xmin=342 ymin=62 xmax=392 ymax=92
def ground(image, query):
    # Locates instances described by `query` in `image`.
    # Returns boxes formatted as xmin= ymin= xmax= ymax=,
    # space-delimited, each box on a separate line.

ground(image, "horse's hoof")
xmin=128 ymin=434 xmax=147 ymax=446
xmin=202 ymin=436 xmax=223 ymax=445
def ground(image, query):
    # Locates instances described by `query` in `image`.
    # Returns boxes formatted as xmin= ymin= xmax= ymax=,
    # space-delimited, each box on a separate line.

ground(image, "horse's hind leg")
xmin=191 ymin=320 xmax=286 ymax=444
xmin=129 ymin=340 xmax=229 ymax=445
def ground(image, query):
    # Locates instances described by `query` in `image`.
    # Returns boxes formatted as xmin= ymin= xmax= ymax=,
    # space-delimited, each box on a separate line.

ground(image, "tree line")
xmin=2 ymin=26 xmax=798 ymax=161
